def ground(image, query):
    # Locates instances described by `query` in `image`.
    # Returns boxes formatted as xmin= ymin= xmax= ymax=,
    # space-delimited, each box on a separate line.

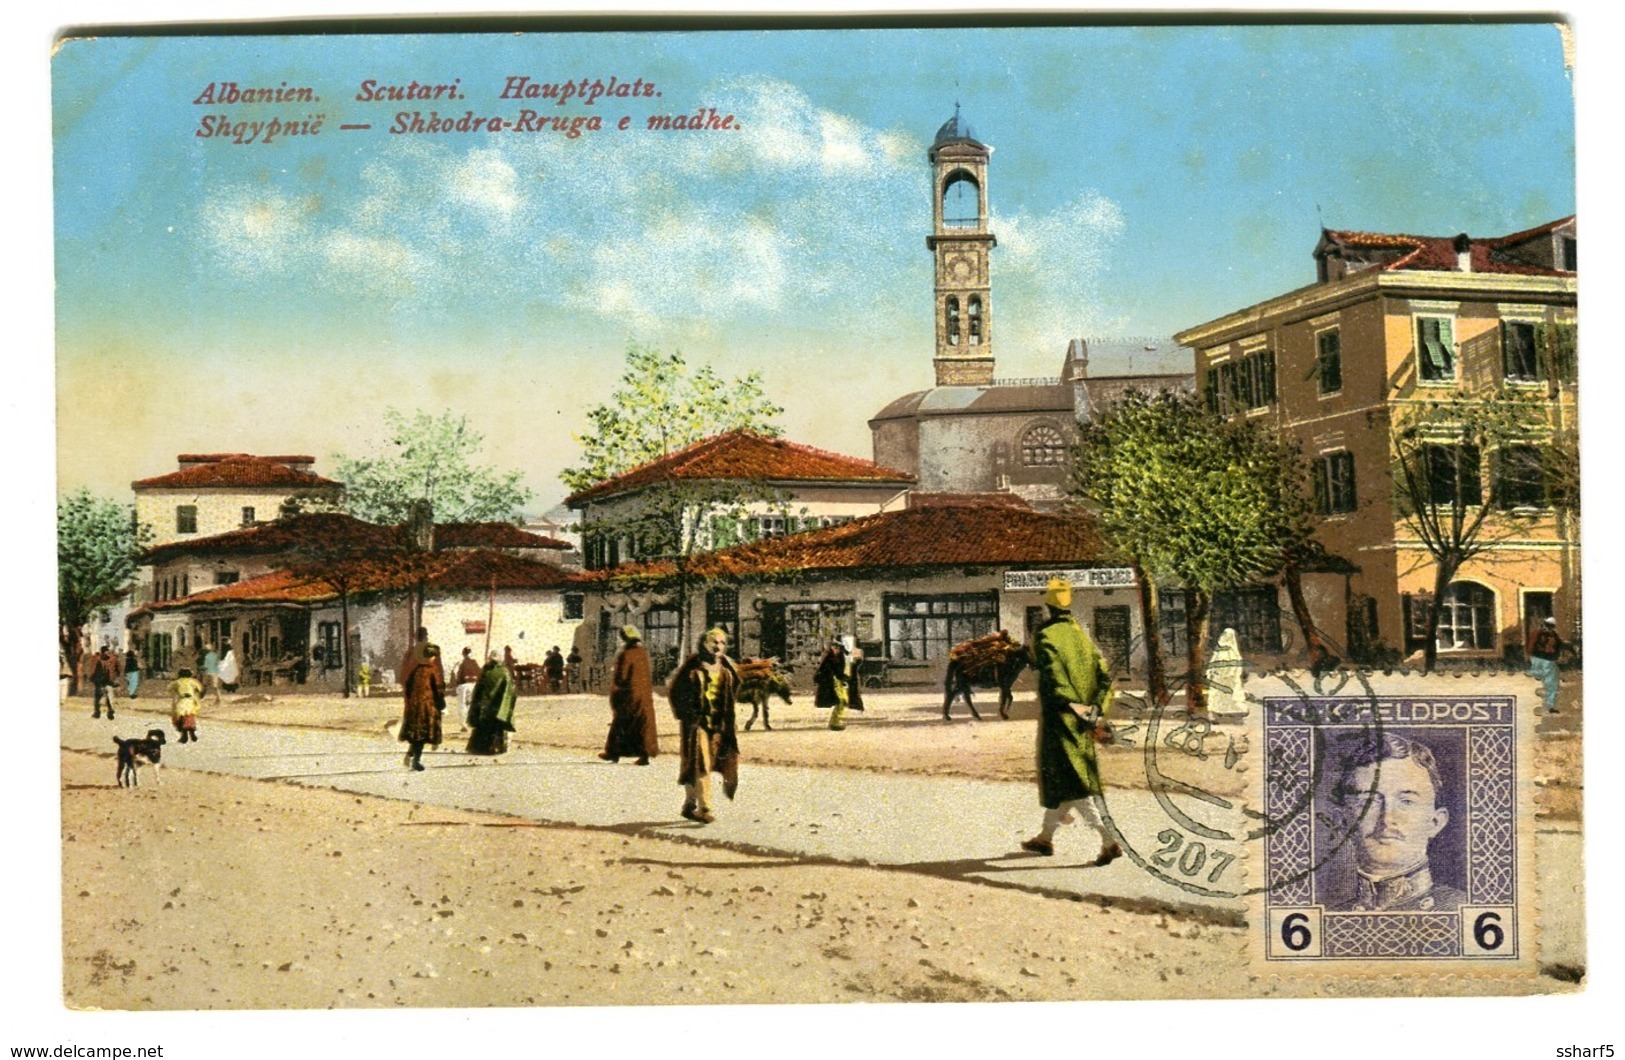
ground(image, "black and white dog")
xmin=113 ymin=729 xmax=167 ymax=787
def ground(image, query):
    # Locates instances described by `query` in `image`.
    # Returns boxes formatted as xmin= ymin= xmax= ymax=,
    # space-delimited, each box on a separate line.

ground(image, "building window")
xmin=1316 ymin=329 xmax=1342 ymax=394
xmin=214 ymin=571 xmax=239 ymax=586
xmin=1436 ymin=581 xmax=1496 ymax=652
xmin=176 ymin=505 xmax=198 ymax=534
xmin=946 ymin=297 xmax=961 ymax=346
xmin=1312 ymin=451 xmax=1357 ymax=515
xmin=315 ymin=621 xmax=343 ymax=672
xmin=968 ymin=296 xmax=983 ymax=345
xmin=562 ymin=592 xmax=585 ymax=621
xmin=1020 ymin=424 xmax=1068 ymax=466
xmin=1206 ymin=349 xmax=1276 ymax=414
xmin=755 ymin=515 xmax=789 ymax=540
xmin=1562 ymin=236 xmax=1577 ymax=271
xmin=705 ymin=587 xmax=739 ymax=637
xmin=1493 ymin=445 xmax=1550 ymax=509
xmin=1416 ymin=317 xmax=1456 ymax=381
xmin=1161 ymin=587 xmax=1283 ymax=656
xmin=1423 ymin=443 xmax=1482 ymax=506
xmin=1502 ymin=321 xmax=1540 ymax=381
xmin=1550 ymin=322 xmax=1579 ymax=384
xmin=884 ymin=593 xmax=997 ymax=663
xmin=241 ymin=506 xmax=256 ymax=527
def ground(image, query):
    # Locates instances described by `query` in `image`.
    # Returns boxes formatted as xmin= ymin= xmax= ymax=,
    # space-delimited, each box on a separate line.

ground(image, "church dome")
xmin=932 ymin=109 xmax=981 ymax=148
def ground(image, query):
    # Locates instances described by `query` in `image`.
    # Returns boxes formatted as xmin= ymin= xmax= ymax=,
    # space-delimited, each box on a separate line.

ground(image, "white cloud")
xmin=991 ymin=191 xmax=1129 ymax=354
xmin=197 ymin=187 xmax=317 ymax=275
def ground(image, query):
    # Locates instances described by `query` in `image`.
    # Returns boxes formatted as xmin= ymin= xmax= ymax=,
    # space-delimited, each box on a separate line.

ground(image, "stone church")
xmin=869 ymin=109 xmax=1193 ymax=507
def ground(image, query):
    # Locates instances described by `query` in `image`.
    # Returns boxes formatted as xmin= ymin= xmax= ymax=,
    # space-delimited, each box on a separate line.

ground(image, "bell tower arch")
xmin=927 ymin=106 xmax=996 ymax=386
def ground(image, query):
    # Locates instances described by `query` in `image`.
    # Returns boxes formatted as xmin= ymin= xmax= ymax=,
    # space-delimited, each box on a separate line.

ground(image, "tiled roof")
xmin=140 ymin=513 xmax=396 ymax=565
xmin=565 ymin=430 xmax=914 ymax=506
xmin=906 ymin=492 xmax=1034 ymax=510
xmin=434 ymin=522 xmax=570 ymax=550
xmin=134 ymin=550 xmax=580 ymax=615
xmin=133 ymin=454 xmax=341 ymax=490
xmin=141 ymin=514 xmax=571 ymax=565
xmin=1321 ymin=217 xmax=1575 ymax=277
xmin=587 ymin=504 xmax=1108 ymax=582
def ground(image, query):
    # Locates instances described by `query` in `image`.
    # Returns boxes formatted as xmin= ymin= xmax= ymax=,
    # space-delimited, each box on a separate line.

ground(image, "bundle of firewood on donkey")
xmin=942 ymin=630 xmax=1029 ymax=721
xmin=736 ymin=657 xmax=793 ymax=731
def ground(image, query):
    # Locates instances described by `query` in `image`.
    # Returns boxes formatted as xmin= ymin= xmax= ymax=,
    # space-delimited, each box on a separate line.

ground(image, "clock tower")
xmin=927 ymin=107 xmax=996 ymax=386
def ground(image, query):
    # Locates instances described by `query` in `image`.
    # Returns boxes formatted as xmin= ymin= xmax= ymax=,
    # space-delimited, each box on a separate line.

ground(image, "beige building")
xmin=132 ymin=453 xmax=344 ymax=546
xmin=1174 ymin=216 xmax=1578 ymax=665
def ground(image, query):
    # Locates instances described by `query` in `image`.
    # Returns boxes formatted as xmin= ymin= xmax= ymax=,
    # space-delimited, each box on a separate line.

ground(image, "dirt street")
xmin=59 ymin=673 xmax=1583 ymax=1011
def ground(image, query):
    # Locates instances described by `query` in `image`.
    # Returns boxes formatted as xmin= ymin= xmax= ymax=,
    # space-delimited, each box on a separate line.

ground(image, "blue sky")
xmin=53 ymin=21 xmax=1576 ymax=509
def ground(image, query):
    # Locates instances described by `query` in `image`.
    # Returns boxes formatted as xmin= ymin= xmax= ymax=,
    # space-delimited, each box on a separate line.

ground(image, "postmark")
xmin=1093 ymin=665 xmax=1384 ymax=902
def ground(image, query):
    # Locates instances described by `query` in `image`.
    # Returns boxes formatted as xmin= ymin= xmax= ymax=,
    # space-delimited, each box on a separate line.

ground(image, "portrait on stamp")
xmin=1315 ymin=730 xmax=1469 ymax=913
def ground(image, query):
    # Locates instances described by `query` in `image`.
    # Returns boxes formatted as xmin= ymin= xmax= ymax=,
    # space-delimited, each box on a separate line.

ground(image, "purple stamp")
xmin=1256 ymin=694 xmax=1533 ymax=968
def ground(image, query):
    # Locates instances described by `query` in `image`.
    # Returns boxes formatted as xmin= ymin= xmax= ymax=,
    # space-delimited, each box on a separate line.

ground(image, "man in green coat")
xmin=1021 ymin=577 xmax=1122 ymax=864
xmin=466 ymin=651 xmax=518 ymax=756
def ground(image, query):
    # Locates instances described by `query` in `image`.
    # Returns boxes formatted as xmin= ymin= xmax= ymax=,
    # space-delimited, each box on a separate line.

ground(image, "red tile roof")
xmin=905 ymin=492 xmax=1034 ymax=510
xmin=565 ymin=430 xmax=913 ymax=507
xmin=141 ymin=514 xmax=571 ymax=565
xmin=133 ymin=454 xmax=341 ymax=490
xmin=434 ymin=522 xmax=570 ymax=550
xmin=1321 ymin=216 xmax=1575 ymax=277
xmin=586 ymin=504 xmax=1108 ymax=582
xmin=141 ymin=512 xmax=396 ymax=565
xmin=134 ymin=550 xmax=581 ymax=615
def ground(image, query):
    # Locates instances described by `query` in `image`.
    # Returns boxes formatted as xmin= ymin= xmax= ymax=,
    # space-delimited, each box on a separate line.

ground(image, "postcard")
xmin=43 ymin=10 xmax=1589 ymax=1047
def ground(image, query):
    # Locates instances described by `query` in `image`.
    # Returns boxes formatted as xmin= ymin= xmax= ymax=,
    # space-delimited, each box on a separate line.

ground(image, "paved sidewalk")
xmin=65 ymin=706 xmax=1246 ymax=924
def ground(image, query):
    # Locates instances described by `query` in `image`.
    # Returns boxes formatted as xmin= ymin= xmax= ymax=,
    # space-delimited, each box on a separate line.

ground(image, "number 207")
xmin=1151 ymin=828 xmax=1235 ymax=884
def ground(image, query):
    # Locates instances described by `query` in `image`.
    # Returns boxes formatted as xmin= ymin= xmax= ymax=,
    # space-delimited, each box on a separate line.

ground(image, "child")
xmin=357 ymin=661 xmax=372 ymax=698
xmin=171 ymin=667 xmax=203 ymax=743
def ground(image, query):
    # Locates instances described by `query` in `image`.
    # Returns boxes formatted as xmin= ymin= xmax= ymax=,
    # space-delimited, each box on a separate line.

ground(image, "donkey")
xmin=738 ymin=660 xmax=794 ymax=731
xmin=942 ymin=647 xmax=1029 ymax=721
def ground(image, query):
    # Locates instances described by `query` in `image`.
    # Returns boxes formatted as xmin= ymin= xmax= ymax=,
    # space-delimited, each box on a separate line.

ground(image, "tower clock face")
xmin=945 ymin=251 xmax=979 ymax=282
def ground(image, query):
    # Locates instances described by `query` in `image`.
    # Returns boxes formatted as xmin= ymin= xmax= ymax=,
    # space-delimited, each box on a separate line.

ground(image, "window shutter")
xmin=1556 ymin=323 xmax=1578 ymax=383
xmin=1502 ymin=321 xmax=1518 ymax=378
xmin=1263 ymin=349 xmax=1277 ymax=403
xmin=1311 ymin=458 xmax=1330 ymax=515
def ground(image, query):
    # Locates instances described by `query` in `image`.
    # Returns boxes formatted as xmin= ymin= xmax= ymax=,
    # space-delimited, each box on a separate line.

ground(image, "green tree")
xmin=58 ymin=489 xmax=152 ymax=693
xmin=1390 ymin=384 xmax=1567 ymax=672
xmin=335 ymin=409 xmax=532 ymax=525
xmin=565 ymin=343 xmax=786 ymax=666
xmin=561 ymin=342 xmax=784 ymax=494
xmin=1071 ymin=391 xmax=1315 ymax=714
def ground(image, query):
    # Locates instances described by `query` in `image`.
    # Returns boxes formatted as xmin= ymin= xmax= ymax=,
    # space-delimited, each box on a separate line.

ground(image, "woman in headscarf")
xmin=814 ymin=634 xmax=864 ymax=731
xmin=1204 ymin=627 xmax=1245 ymax=715
xmin=398 ymin=627 xmax=445 ymax=771
xmin=466 ymin=651 xmax=517 ymax=755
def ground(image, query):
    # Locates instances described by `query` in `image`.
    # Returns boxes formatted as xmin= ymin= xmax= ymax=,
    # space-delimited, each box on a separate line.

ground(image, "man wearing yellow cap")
xmin=1021 ymin=577 xmax=1122 ymax=864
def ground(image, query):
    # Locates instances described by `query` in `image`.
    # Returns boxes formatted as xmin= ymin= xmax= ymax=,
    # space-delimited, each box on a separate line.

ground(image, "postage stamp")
xmin=1249 ymin=693 xmax=1536 ymax=971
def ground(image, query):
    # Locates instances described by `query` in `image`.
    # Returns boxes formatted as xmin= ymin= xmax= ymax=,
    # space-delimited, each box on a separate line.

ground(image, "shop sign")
xmin=1003 ymin=568 xmax=1136 ymax=591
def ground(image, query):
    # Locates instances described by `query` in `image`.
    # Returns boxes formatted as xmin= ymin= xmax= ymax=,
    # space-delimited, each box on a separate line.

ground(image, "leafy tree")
xmin=1071 ymin=391 xmax=1314 ymax=714
xmin=561 ymin=342 xmax=784 ymax=493
xmin=335 ymin=409 xmax=532 ymax=525
xmin=565 ymin=343 xmax=786 ymax=665
xmin=58 ymin=489 xmax=151 ymax=693
xmin=1390 ymin=384 xmax=1567 ymax=672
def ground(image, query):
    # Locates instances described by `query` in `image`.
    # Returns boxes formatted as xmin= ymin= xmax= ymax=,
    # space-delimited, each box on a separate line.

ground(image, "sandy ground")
xmin=60 ymin=670 xmax=1582 ymax=1010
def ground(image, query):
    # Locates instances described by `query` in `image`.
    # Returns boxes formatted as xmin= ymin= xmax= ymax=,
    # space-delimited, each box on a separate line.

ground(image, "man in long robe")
xmin=1021 ymin=578 xmax=1121 ymax=864
xmin=466 ymin=651 xmax=517 ymax=756
xmin=601 ymin=626 xmax=659 ymax=764
xmin=667 ymin=627 xmax=740 ymax=824
xmin=398 ymin=627 xmax=445 ymax=771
